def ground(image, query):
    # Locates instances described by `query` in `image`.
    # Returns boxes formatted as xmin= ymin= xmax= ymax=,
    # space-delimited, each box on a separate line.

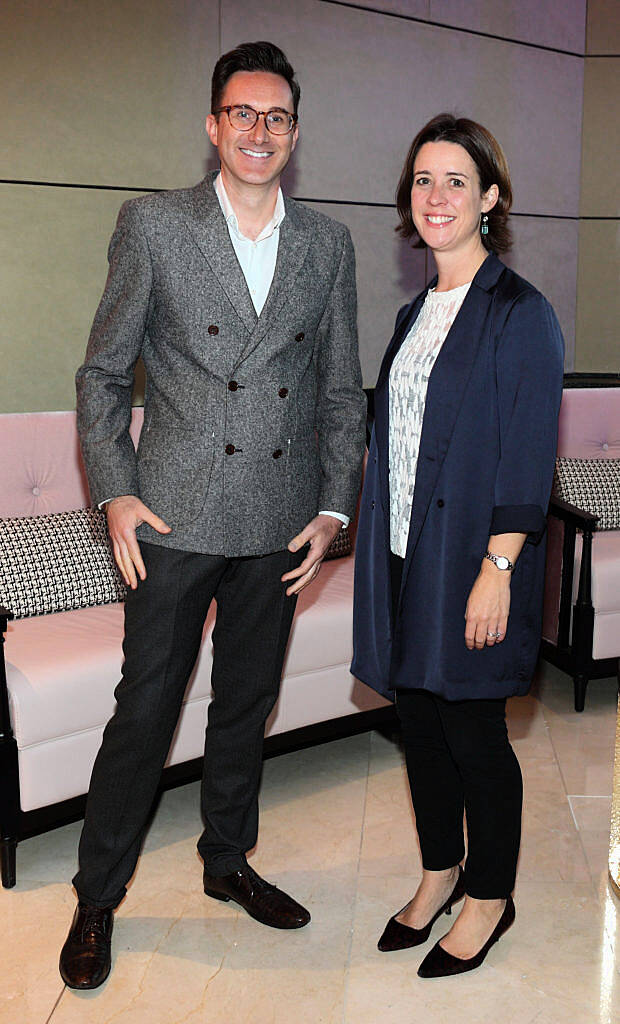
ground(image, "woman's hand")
xmin=464 ymin=561 xmax=511 ymax=650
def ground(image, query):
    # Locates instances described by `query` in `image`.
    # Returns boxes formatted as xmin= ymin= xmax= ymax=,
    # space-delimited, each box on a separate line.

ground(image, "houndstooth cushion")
xmin=553 ymin=457 xmax=620 ymax=531
xmin=323 ymin=525 xmax=352 ymax=560
xmin=0 ymin=508 xmax=126 ymax=618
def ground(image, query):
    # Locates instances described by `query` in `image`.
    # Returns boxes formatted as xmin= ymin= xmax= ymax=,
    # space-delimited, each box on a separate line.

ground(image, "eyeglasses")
xmin=214 ymin=105 xmax=298 ymax=136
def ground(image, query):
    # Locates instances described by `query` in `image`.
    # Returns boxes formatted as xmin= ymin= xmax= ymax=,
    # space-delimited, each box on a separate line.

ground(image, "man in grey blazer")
xmin=60 ymin=41 xmax=366 ymax=989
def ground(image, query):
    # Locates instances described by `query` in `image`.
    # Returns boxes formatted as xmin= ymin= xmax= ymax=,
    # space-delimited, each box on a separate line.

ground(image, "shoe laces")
xmin=77 ymin=904 xmax=110 ymax=941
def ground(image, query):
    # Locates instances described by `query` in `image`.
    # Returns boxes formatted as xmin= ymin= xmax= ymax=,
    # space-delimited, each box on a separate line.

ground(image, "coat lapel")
xmin=400 ymin=255 xmax=505 ymax=586
xmin=183 ymin=176 xmax=258 ymax=335
xmin=233 ymin=198 xmax=311 ymax=368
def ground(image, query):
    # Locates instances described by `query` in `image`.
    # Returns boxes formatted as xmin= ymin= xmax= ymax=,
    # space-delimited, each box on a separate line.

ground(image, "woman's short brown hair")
xmin=396 ymin=113 xmax=513 ymax=253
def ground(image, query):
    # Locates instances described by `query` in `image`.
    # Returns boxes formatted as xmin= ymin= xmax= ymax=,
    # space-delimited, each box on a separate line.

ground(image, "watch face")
xmin=495 ymin=556 xmax=510 ymax=570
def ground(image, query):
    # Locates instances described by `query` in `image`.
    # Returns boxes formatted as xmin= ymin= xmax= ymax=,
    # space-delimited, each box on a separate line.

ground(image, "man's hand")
xmin=106 ymin=495 xmax=171 ymax=589
xmin=464 ymin=560 xmax=511 ymax=650
xmin=281 ymin=514 xmax=343 ymax=596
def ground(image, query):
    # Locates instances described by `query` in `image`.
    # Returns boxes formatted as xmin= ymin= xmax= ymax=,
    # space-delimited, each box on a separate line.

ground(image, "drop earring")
xmin=481 ymin=214 xmax=489 ymax=236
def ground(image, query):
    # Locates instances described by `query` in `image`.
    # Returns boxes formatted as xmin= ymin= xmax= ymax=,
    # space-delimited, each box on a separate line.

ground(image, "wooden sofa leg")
xmin=1 ymin=839 xmax=17 ymax=888
xmin=574 ymin=674 xmax=588 ymax=713
xmin=0 ymin=607 xmax=19 ymax=887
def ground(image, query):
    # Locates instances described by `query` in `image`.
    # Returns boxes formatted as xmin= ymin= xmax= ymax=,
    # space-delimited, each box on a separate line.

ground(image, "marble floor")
xmin=2 ymin=661 xmax=619 ymax=1024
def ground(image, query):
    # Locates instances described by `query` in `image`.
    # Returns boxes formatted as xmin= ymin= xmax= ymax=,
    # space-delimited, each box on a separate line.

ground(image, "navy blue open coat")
xmin=351 ymin=253 xmax=565 ymax=702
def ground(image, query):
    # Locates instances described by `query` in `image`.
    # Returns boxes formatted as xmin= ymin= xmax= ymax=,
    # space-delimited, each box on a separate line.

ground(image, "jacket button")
xmin=225 ymin=443 xmax=236 ymax=455
xmin=228 ymin=380 xmax=239 ymax=391
xmin=272 ymin=448 xmax=283 ymax=459
xmin=437 ymin=499 xmax=444 ymax=508
xmin=278 ymin=387 xmax=289 ymax=398
xmin=371 ymin=500 xmax=375 ymax=509
xmin=208 ymin=324 xmax=219 ymax=335
xmin=295 ymin=331 xmax=305 ymax=342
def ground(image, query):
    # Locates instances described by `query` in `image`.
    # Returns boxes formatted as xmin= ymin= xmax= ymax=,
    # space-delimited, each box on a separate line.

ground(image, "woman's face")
xmin=410 ymin=141 xmax=497 ymax=256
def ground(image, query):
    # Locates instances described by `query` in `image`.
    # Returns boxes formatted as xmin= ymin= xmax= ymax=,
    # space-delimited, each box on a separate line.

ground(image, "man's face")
xmin=206 ymin=70 xmax=298 ymax=190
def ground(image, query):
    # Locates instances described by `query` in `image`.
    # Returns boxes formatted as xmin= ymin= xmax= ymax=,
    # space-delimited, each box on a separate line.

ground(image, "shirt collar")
xmin=214 ymin=172 xmax=285 ymax=243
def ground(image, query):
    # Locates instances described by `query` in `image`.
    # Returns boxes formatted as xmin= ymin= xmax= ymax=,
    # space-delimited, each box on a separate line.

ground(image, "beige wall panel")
xmin=310 ymin=203 xmax=426 ymax=385
xmin=504 ymin=216 xmax=578 ymax=368
xmin=575 ymin=220 xmax=620 ymax=371
xmin=1 ymin=0 xmax=219 ymax=188
xmin=579 ymin=58 xmax=620 ymax=218
xmin=587 ymin=0 xmax=620 ymax=54
xmin=431 ymin=1 xmax=586 ymax=53
xmin=0 ymin=184 xmax=143 ymax=413
xmin=223 ymin=0 xmax=583 ymax=216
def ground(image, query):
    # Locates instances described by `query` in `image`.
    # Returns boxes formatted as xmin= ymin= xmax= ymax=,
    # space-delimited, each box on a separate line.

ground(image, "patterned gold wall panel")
xmin=0 ymin=184 xmax=142 ymax=413
xmin=1 ymin=0 xmax=220 ymax=189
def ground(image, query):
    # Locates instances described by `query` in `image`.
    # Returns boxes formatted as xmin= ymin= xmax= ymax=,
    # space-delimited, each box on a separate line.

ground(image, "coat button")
xmin=437 ymin=499 xmax=444 ymax=508
xmin=295 ymin=331 xmax=305 ymax=342
xmin=272 ymin=448 xmax=283 ymax=459
xmin=225 ymin=443 xmax=236 ymax=455
xmin=208 ymin=324 xmax=219 ymax=335
xmin=278 ymin=387 xmax=289 ymax=398
xmin=228 ymin=380 xmax=239 ymax=391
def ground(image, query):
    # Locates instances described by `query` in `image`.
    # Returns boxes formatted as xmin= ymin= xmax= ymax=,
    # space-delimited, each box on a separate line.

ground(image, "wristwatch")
xmin=484 ymin=550 xmax=514 ymax=572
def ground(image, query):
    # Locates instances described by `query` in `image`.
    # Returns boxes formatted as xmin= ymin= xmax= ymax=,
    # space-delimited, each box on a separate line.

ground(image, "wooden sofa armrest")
xmin=548 ymin=496 xmax=599 ymax=531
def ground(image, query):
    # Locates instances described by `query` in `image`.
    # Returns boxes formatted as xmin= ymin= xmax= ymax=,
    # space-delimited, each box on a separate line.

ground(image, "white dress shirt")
xmin=214 ymin=172 xmax=284 ymax=316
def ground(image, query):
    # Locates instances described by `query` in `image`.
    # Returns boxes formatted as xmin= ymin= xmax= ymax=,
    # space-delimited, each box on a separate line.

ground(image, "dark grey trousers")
xmin=73 ymin=541 xmax=302 ymax=908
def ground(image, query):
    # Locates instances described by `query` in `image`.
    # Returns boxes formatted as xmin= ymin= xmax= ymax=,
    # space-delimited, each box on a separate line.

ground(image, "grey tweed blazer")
xmin=75 ymin=173 xmax=366 ymax=557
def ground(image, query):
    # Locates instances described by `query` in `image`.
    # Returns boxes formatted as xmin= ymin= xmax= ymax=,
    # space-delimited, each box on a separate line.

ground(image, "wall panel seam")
xmin=319 ymin=0 xmax=586 ymax=58
xmin=1 ymin=181 xmax=613 ymax=222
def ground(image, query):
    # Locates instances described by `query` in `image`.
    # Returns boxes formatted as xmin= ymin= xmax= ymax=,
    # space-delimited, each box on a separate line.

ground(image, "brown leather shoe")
xmin=203 ymin=865 xmax=310 ymax=929
xmin=59 ymin=902 xmax=114 ymax=989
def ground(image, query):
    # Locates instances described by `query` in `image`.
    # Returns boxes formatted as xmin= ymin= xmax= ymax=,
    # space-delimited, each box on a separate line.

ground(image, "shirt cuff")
xmin=97 ymin=497 xmax=115 ymax=510
xmin=319 ymin=510 xmax=350 ymax=528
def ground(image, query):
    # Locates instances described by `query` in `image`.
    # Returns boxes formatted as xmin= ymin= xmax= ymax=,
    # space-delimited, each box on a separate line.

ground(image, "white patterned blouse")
xmin=389 ymin=281 xmax=471 ymax=557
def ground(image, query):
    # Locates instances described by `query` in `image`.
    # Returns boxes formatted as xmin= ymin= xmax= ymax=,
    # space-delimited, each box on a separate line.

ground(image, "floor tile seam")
xmin=44 ymin=984 xmax=66 ymax=1023
xmin=543 ymin=710 xmax=603 ymax=902
xmin=341 ymin=731 xmax=372 ymax=1024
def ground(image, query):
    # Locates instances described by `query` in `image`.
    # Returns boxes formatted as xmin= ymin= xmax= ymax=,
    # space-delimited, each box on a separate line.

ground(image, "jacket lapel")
xmin=400 ymin=255 xmax=505 ymax=585
xmin=183 ymin=177 xmax=258 ymax=335
xmin=233 ymin=198 xmax=311 ymax=368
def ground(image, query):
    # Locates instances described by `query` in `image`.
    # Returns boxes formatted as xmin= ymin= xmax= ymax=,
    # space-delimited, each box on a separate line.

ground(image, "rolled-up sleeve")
xmin=490 ymin=290 xmax=564 ymax=543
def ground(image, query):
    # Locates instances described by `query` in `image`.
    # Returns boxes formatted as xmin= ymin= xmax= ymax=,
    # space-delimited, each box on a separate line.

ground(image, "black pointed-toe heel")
xmin=417 ymin=895 xmax=515 ymax=977
xmin=377 ymin=865 xmax=465 ymax=952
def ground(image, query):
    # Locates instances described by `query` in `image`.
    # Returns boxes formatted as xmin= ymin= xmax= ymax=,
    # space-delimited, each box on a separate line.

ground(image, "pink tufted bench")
xmin=0 ymin=410 xmax=389 ymax=887
xmin=541 ymin=382 xmax=620 ymax=710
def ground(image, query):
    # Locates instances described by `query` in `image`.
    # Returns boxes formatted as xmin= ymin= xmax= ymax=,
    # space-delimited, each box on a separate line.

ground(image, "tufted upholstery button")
xmin=602 ymin=442 xmax=609 ymax=451
xmin=437 ymin=499 xmax=444 ymax=508
xmin=208 ymin=324 xmax=219 ymax=335
xmin=228 ymin=381 xmax=239 ymax=392
xmin=278 ymin=387 xmax=289 ymax=398
xmin=32 ymin=486 xmax=41 ymax=496
xmin=225 ymin=443 xmax=236 ymax=455
xmin=295 ymin=332 xmax=305 ymax=342
xmin=272 ymin=449 xmax=283 ymax=459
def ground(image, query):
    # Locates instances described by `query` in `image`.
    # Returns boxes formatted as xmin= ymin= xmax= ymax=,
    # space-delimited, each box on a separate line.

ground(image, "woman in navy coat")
xmin=352 ymin=115 xmax=564 ymax=978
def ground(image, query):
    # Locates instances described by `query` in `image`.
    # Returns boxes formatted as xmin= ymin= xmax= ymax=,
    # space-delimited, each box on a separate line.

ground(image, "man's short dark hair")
xmin=211 ymin=41 xmax=300 ymax=116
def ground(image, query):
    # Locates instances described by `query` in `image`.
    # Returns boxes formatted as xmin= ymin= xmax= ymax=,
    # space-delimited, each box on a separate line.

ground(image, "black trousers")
xmin=73 ymin=541 xmax=302 ymax=909
xmin=391 ymin=553 xmax=523 ymax=900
